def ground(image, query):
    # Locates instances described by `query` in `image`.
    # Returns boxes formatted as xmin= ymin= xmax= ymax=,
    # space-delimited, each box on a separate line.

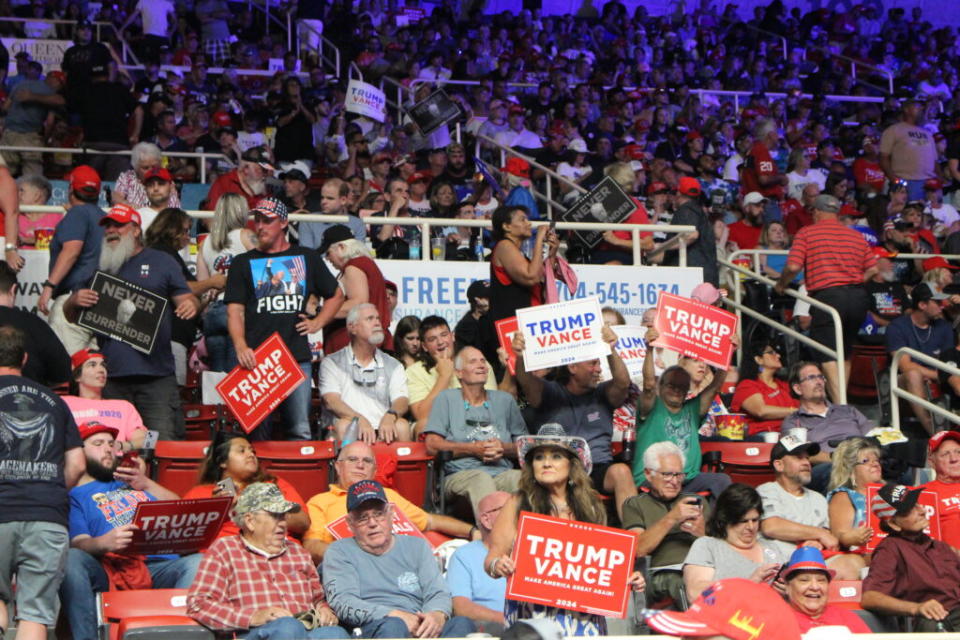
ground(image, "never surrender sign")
xmin=559 ymin=176 xmax=636 ymax=248
xmin=652 ymin=292 xmax=737 ymax=370
xmin=216 ymin=333 xmax=307 ymax=433
xmin=407 ymin=89 xmax=461 ymax=135
xmin=517 ymin=297 xmax=606 ymax=371
xmin=506 ymin=512 xmax=636 ymax=618
xmin=128 ymin=497 xmax=231 ymax=555
xmin=78 ymin=271 xmax=168 ymax=355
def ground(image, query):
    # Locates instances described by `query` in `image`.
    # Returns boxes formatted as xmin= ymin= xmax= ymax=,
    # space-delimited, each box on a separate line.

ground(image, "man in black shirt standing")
xmin=76 ymin=65 xmax=142 ymax=180
xmin=61 ymin=20 xmax=111 ymax=115
xmin=225 ymin=197 xmax=343 ymax=440
xmin=0 ymin=326 xmax=85 ymax=639
xmin=667 ymin=177 xmax=718 ymax=286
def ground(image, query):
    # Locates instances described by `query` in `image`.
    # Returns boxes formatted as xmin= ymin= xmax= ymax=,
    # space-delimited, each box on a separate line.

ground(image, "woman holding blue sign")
xmin=484 ymin=424 xmax=644 ymax=635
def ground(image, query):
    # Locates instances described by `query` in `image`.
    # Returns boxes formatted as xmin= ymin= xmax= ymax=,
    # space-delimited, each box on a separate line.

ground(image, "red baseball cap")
xmin=69 ymin=165 xmax=101 ymax=196
xmin=372 ymin=151 xmax=392 ymax=164
xmin=930 ymin=430 xmax=960 ymax=452
xmin=686 ymin=130 xmax=703 ymax=141
xmin=48 ymin=70 xmax=66 ymax=84
xmin=647 ymin=181 xmax=669 ymax=195
xmin=922 ymin=256 xmax=958 ymax=272
xmin=508 ymin=104 xmax=525 ymax=116
xmin=71 ymin=349 xmax=103 ymax=370
xmin=212 ymin=111 xmax=233 ymax=127
xmin=925 ymin=178 xmax=944 ymax=191
xmin=645 ymin=578 xmax=800 ymax=640
xmin=100 ymin=204 xmax=142 ymax=227
xmin=871 ymin=246 xmax=896 ymax=259
xmin=501 ymin=157 xmax=530 ymax=179
xmin=143 ymin=167 xmax=172 ymax=183
xmin=623 ymin=143 xmax=645 ymax=160
xmin=78 ymin=421 xmax=119 ymax=442
xmin=407 ymin=171 xmax=433 ymax=185
xmin=677 ymin=176 xmax=702 ymax=197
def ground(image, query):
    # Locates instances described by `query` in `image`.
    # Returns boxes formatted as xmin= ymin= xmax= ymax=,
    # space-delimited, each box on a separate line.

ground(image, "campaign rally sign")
xmin=865 ymin=484 xmax=940 ymax=551
xmin=325 ymin=503 xmax=430 ymax=544
xmin=652 ymin=292 xmax=737 ymax=370
xmin=517 ymin=297 xmax=606 ymax=371
xmin=506 ymin=512 xmax=636 ymax=618
xmin=407 ymin=89 xmax=461 ymax=135
xmin=558 ymin=176 xmax=636 ymax=248
xmin=216 ymin=333 xmax=307 ymax=433
xmin=77 ymin=271 xmax=168 ymax=355
xmin=128 ymin=497 xmax=232 ymax=555
xmin=609 ymin=325 xmax=649 ymax=379
xmin=346 ymin=79 xmax=387 ymax=123
xmin=495 ymin=316 xmax=519 ymax=375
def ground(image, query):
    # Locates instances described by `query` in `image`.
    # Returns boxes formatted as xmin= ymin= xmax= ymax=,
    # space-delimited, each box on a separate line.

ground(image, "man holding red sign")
xmin=922 ymin=431 xmax=960 ymax=550
xmin=60 ymin=422 xmax=201 ymax=640
xmin=862 ymin=483 xmax=960 ymax=631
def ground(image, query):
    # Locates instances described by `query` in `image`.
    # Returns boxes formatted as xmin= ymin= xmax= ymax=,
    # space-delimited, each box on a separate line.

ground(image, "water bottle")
xmin=621 ymin=426 xmax=636 ymax=464
xmin=341 ymin=417 xmax=359 ymax=447
xmin=409 ymin=243 xmax=421 ymax=260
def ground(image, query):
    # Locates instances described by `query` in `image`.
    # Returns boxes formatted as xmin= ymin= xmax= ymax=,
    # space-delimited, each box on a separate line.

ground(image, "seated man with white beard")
xmin=320 ymin=303 xmax=411 ymax=442
xmin=63 ymin=204 xmax=199 ymax=440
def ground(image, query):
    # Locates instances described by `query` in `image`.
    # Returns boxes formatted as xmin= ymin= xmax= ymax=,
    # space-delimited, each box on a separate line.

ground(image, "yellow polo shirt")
xmin=405 ymin=360 xmax=497 ymax=405
xmin=303 ymin=484 xmax=430 ymax=543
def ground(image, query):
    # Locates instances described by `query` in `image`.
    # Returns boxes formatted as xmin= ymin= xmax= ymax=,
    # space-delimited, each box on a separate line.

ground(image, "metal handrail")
xmin=15 ymin=205 xmax=693 ymax=268
xmin=295 ymin=21 xmax=341 ymax=78
xmin=889 ymin=347 xmax=960 ymax=429
xmin=727 ymin=248 xmax=960 ymax=278
xmin=720 ymin=257 xmax=846 ymax=403
xmin=813 ymin=48 xmax=894 ymax=95
xmin=0 ymin=146 xmax=228 ymax=184
xmin=0 ymin=16 xmax=141 ymax=66
xmin=119 ymin=63 xmax=310 ymax=79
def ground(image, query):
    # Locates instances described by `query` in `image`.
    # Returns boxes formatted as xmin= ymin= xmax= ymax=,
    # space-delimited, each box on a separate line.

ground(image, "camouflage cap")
xmin=233 ymin=482 xmax=301 ymax=516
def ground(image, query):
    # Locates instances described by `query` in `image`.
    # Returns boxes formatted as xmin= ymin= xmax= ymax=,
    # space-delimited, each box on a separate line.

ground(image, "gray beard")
xmin=99 ymin=234 xmax=137 ymax=274
xmin=247 ymin=177 xmax=266 ymax=196
xmin=368 ymin=330 xmax=385 ymax=347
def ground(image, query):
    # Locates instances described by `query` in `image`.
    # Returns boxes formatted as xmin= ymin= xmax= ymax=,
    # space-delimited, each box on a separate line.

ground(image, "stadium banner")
xmin=609 ymin=324 xmax=649 ymax=379
xmin=345 ymin=79 xmax=387 ymax=123
xmin=865 ymin=484 xmax=940 ymax=551
xmin=78 ymin=271 xmax=168 ymax=355
xmin=379 ymin=261 xmax=704 ymax=330
xmin=495 ymin=316 xmax=519 ymax=375
xmin=407 ymin=89 xmax=461 ymax=135
xmin=506 ymin=511 xmax=637 ymax=618
xmin=326 ymin=503 xmax=430 ymax=543
xmin=517 ymin=296 xmax=607 ymax=371
xmin=652 ymin=292 xmax=737 ymax=370
xmin=2 ymin=38 xmax=72 ymax=74
xmin=128 ymin=497 xmax=232 ymax=555
xmin=217 ymin=333 xmax=307 ymax=433
xmin=558 ymin=176 xmax=636 ymax=248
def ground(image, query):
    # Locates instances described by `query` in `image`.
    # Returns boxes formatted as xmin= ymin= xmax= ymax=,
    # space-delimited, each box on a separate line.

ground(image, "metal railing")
xmin=889 ymin=347 xmax=960 ymax=430
xmin=728 ymin=249 xmax=960 ymax=278
xmin=295 ymin=21 xmax=341 ymax=78
xmin=0 ymin=146 xmax=228 ymax=184
xmin=720 ymin=257 xmax=846 ymax=404
xmin=245 ymin=0 xmax=293 ymax=51
xmin=813 ymin=48 xmax=895 ymax=95
xmin=15 ymin=206 xmax=692 ymax=268
xmin=0 ymin=16 xmax=140 ymax=66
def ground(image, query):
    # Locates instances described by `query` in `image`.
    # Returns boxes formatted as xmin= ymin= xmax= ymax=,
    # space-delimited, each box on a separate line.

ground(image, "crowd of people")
xmin=6 ymin=0 xmax=960 ymax=638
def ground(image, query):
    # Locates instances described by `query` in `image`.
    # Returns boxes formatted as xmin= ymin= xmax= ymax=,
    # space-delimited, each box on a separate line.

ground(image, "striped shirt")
xmin=786 ymin=218 xmax=876 ymax=292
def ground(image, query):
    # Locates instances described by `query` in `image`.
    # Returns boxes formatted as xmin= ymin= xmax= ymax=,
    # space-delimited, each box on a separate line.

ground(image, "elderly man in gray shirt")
xmin=322 ymin=480 xmax=475 ymax=639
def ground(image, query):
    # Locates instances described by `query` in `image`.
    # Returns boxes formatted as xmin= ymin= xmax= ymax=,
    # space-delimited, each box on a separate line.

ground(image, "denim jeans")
xmin=60 ymin=549 xmax=202 ymax=640
xmin=204 ymin=299 xmax=237 ymax=372
xmin=240 ymin=617 xmax=350 ymax=639
xmin=359 ymin=615 xmax=475 ymax=638
xmin=248 ymin=361 xmax=314 ymax=441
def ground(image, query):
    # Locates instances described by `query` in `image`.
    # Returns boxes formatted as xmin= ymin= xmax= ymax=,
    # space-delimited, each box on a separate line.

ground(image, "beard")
xmin=881 ymin=269 xmax=896 ymax=282
xmin=99 ymin=233 xmax=138 ymax=274
xmin=87 ymin=455 xmax=117 ymax=482
xmin=247 ymin=177 xmax=266 ymax=195
xmin=368 ymin=329 xmax=385 ymax=346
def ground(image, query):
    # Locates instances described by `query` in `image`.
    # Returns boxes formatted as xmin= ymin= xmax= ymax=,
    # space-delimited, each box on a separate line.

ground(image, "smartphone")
xmin=769 ymin=563 xmax=786 ymax=583
xmin=118 ymin=450 xmax=140 ymax=469
xmin=680 ymin=493 xmax=702 ymax=506
xmin=216 ymin=477 xmax=237 ymax=496
xmin=548 ymin=219 xmax=557 ymax=232
xmin=142 ymin=430 xmax=159 ymax=451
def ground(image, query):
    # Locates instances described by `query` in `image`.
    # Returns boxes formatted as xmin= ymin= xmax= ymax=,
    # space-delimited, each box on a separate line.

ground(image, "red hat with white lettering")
xmin=644 ymin=578 xmax=800 ymax=640
xmin=930 ymin=430 xmax=960 ymax=452
xmin=99 ymin=204 xmax=142 ymax=227
xmin=78 ymin=421 xmax=119 ymax=442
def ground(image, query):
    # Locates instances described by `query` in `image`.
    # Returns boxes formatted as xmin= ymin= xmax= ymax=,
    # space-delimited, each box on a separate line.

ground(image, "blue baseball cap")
xmin=346 ymin=479 xmax=388 ymax=512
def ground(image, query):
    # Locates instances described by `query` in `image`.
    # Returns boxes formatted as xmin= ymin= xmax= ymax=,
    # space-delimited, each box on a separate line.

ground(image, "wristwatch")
xmin=4 ymin=243 xmax=15 ymax=252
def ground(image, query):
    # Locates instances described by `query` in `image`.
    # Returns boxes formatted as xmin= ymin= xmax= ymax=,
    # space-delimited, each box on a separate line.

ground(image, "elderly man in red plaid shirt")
xmin=187 ymin=483 xmax=351 ymax=640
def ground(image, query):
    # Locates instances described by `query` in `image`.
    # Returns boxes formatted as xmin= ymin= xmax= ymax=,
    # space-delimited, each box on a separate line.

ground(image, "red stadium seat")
xmin=372 ymin=442 xmax=434 ymax=507
xmin=153 ymin=440 xmax=210 ymax=498
xmin=828 ymin=580 xmax=863 ymax=609
xmin=847 ymin=344 xmax=888 ymax=403
xmin=182 ymin=404 xmax=220 ymax=441
xmin=99 ymin=589 xmax=213 ymax=640
xmin=699 ymin=441 xmax=776 ymax=487
xmin=252 ymin=440 xmax=335 ymax=500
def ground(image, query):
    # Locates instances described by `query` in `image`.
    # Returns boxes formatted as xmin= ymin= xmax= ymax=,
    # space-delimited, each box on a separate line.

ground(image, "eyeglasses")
xmin=855 ymin=457 xmax=881 ymax=466
xmin=799 ymin=374 xmax=826 ymax=384
xmin=651 ymin=470 xmax=686 ymax=481
xmin=340 ymin=455 xmax=375 ymax=466
xmin=351 ymin=363 xmax=382 ymax=387
xmin=762 ymin=348 xmax=780 ymax=356
xmin=351 ymin=508 xmax=389 ymax=525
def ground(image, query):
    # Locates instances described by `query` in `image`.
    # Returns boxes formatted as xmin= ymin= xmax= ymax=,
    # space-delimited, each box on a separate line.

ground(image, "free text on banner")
xmin=77 ymin=271 xmax=168 ymax=355
xmin=506 ymin=512 xmax=637 ymax=618
xmin=609 ymin=324 xmax=649 ymax=379
xmin=325 ymin=504 xmax=430 ymax=544
xmin=496 ymin=316 xmax=519 ymax=375
xmin=216 ymin=333 xmax=307 ymax=433
xmin=128 ymin=497 xmax=232 ymax=555
xmin=864 ymin=484 xmax=940 ymax=552
xmin=517 ymin=297 xmax=607 ymax=371
xmin=345 ymin=79 xmax=387 ymax=123
xmin=652 ymin=292 xmax=738 ymax=370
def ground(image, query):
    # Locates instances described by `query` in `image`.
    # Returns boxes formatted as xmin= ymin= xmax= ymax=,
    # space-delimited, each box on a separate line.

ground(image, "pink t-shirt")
xmin=63 ymin=396 xmax=147 ymax=443
xmin=18 ymin=212 xmax=64 ymax=246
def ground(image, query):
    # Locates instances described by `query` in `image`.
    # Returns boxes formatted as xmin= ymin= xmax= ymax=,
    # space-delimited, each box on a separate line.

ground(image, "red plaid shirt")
xmin=187 ymin=535 xmax=326 ymax=631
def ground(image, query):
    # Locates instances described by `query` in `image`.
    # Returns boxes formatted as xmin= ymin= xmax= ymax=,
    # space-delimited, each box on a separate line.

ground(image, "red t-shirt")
xmin=727 ymin=220 xmax=763 ymax=250
xmin=596 ymin=198 xmax=653 ymax=252
xmin=921 ymin=479 xmax=960 ymax=549
xmin=183 ymin=477 xmax=306 ymax=548
xmin=204 ymin=169 xmax=263 ymax=211
xmin=793 ymin=606 xmax=871 ymax=634
xmin=741 ymin=142 xmax=785 ymax=200
xmin=730 ymin=378 xmax=798 ymax=435
xmin=853 ymin=157 xmax=885 ymax=193
xmin=782 ymin=199 xmax=813 ymax=236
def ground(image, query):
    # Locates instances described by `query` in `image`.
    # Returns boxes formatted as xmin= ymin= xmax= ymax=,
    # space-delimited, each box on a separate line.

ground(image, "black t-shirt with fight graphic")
xmin=0 ymin=375 xmax=82 ymax=527
xmin=224 ymin=246 xmax=338 ymax=362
